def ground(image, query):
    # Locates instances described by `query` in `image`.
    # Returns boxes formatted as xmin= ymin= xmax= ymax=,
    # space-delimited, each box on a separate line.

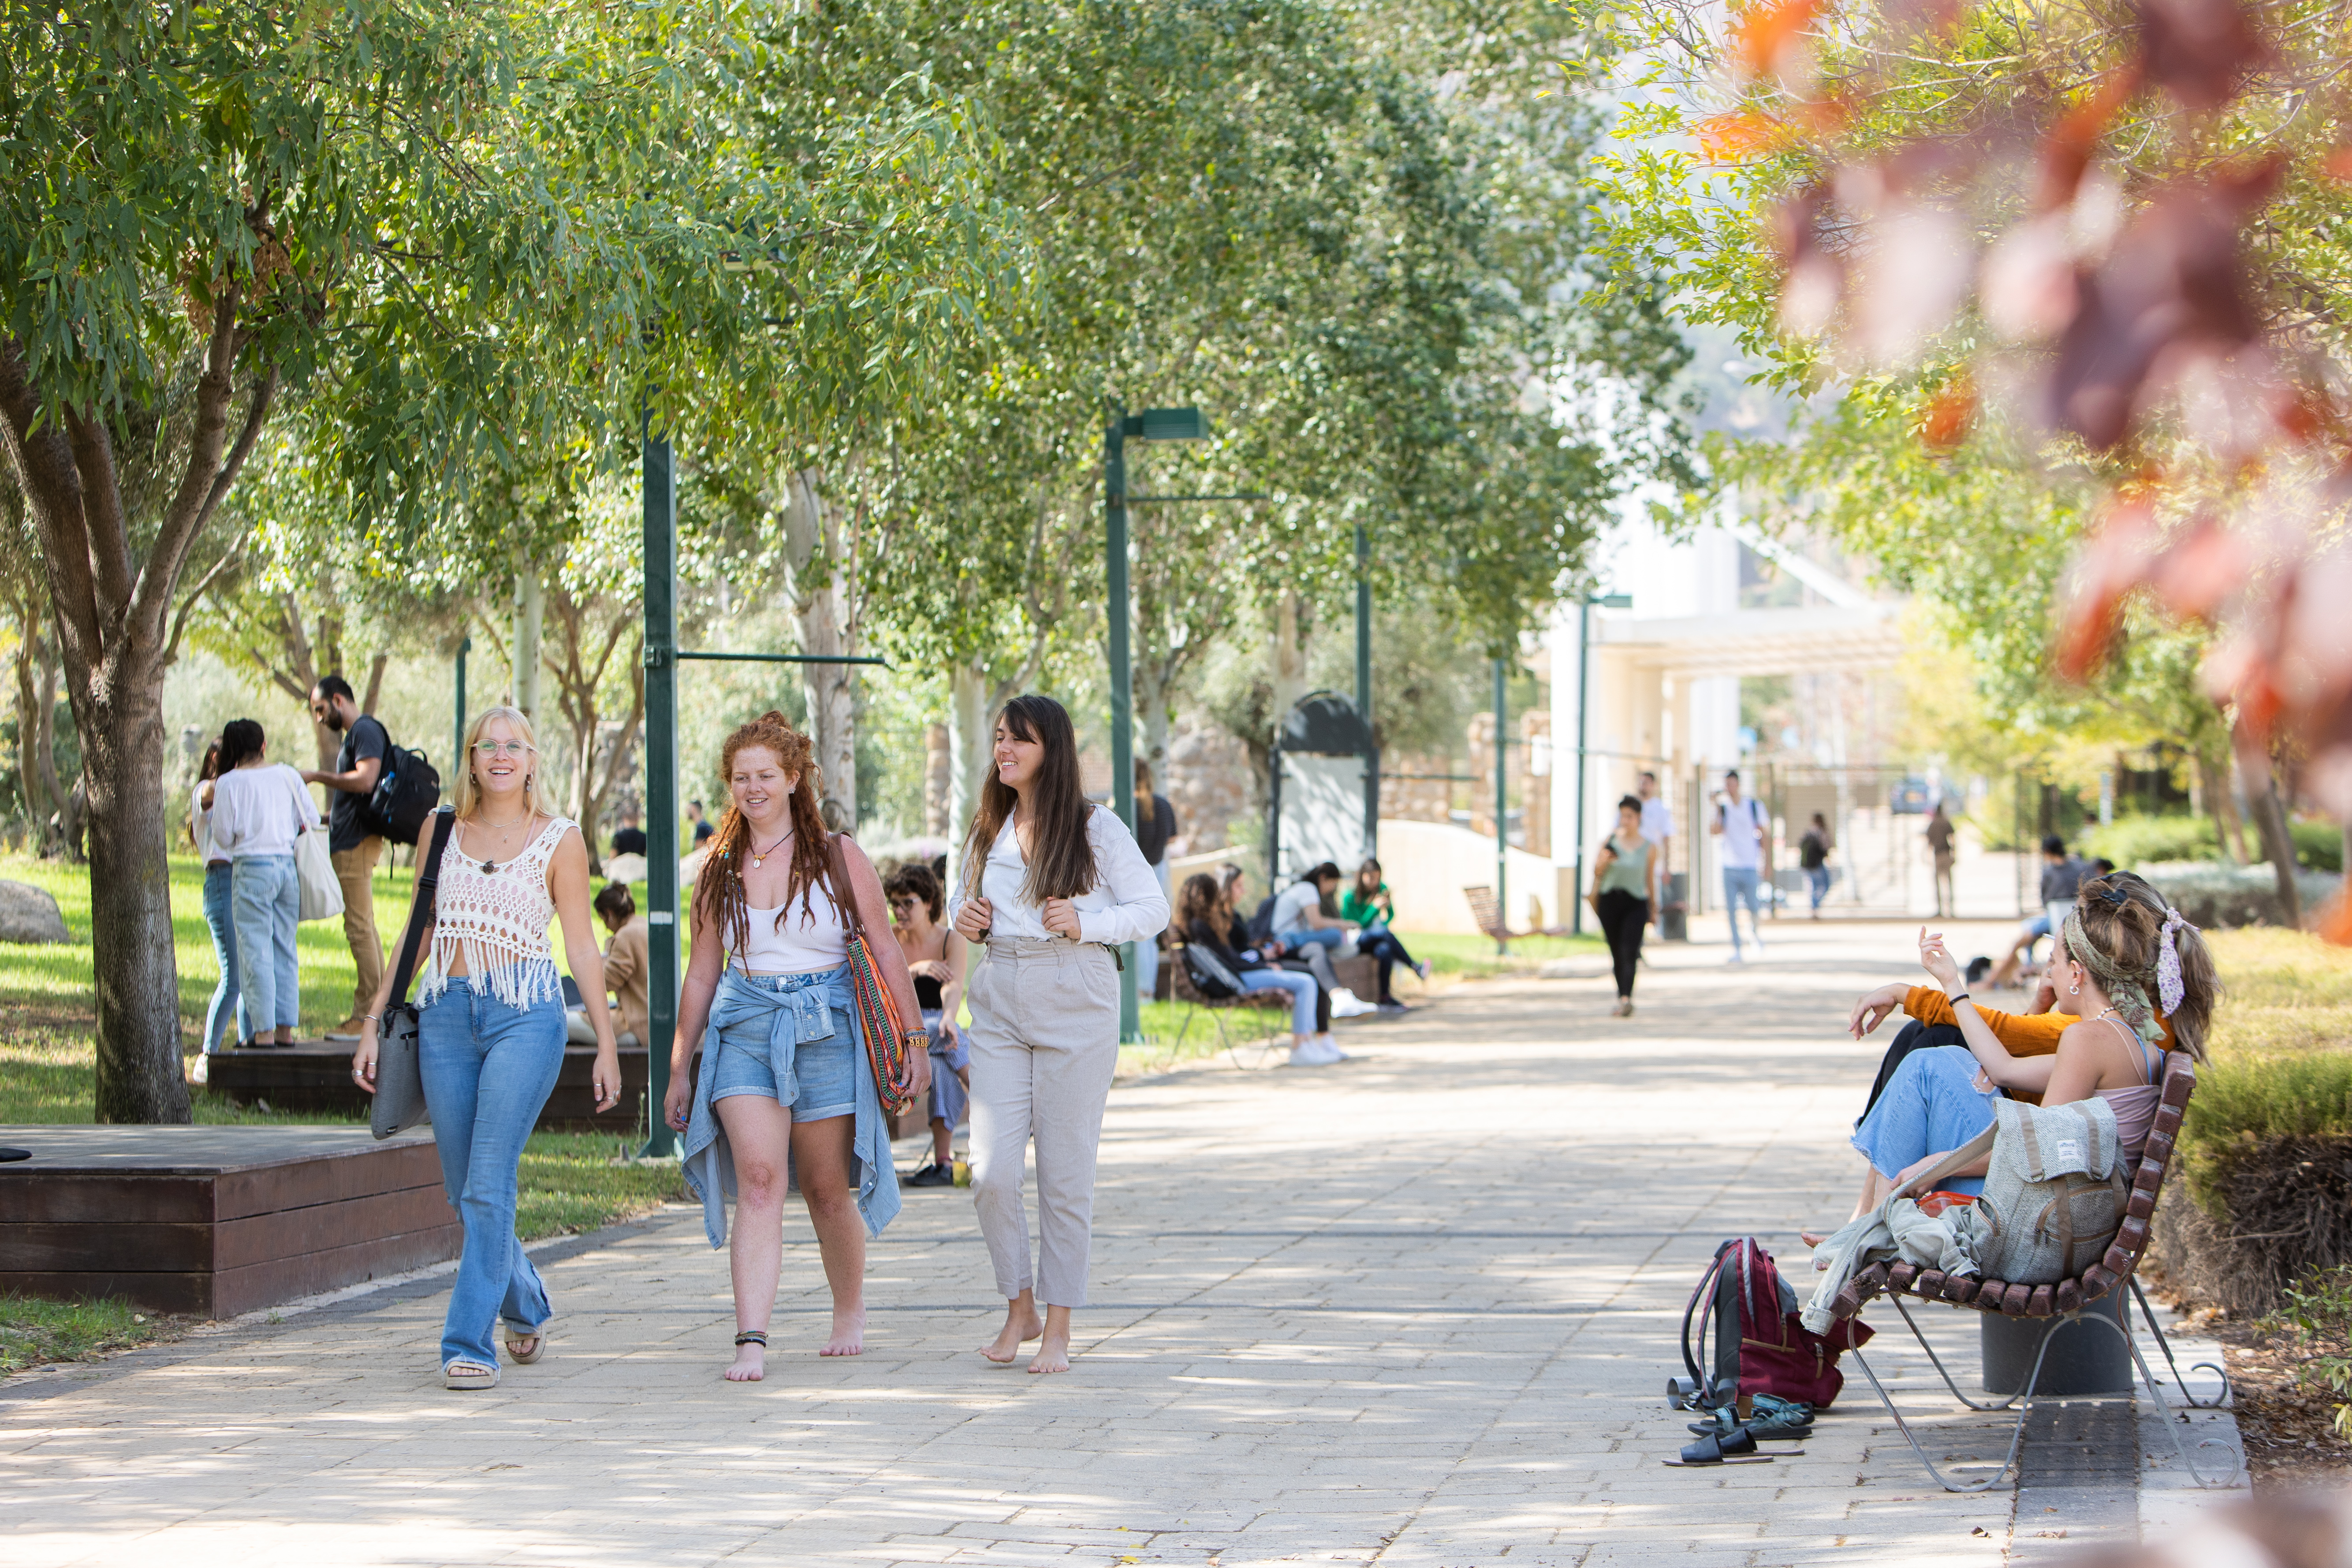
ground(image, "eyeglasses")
xmin=475 ymin=740 xmax=532 ymax=757
xmin=887 ymin=897 xmax=919 ymax=910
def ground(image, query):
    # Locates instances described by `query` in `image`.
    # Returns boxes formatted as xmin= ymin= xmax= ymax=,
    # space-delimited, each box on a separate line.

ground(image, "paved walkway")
xmin=2 ymin=919 xmax=2242 ymax=1566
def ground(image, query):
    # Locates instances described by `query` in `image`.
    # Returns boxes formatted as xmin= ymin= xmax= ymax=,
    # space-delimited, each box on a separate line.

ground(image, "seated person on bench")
xmin=1986 ymin=835 xmax=2098 ymax=988
xmin=1178 ymin=873 xmax=1342 ymax=1064
xmin=1803 ymin=875 xmax=2211 ymax=1250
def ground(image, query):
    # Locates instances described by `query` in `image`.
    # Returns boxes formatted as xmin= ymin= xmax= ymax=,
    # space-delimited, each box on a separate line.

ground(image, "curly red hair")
xmin=690 ymin=711 xmax=837 ymax=959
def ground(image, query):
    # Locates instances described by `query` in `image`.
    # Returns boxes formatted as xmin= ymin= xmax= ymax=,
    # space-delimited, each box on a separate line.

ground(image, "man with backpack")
xmin=302 ymin=675 xmax=387 ymax=1042
xmin=1709 ymin=768 xmax=1771 ymax=963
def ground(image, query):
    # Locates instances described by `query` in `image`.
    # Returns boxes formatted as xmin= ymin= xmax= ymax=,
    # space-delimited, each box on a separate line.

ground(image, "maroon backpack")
xmin=1681 ymin=1237 xmax=1873 ymax=1410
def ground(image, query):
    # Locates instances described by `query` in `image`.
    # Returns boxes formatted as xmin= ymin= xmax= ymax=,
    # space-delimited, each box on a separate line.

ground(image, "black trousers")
xmin=1858 ymin=1020 xmax=1967 ymax=1125
xmin=1354 ymin=930 xmax=1417 ymax=1002
xmin=1595 ymin=890 xmax=1648 ymax=998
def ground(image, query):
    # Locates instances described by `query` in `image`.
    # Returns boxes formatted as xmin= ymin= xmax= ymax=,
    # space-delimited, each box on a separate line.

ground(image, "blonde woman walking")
xmin=662 ymin=711 xmax=928 ymax=1382
xmin=353 ymin=706 xmax=621 ymax=1390
xmin=949 ymin=695 xmax=1168 ymax=1373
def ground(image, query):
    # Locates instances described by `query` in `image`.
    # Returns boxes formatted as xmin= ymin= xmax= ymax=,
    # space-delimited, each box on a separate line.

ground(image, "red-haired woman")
xmin=949 ymin=695 xmax=1169 ymax=1374
xmin=662 ymin=712 xmax=928 ymax=1382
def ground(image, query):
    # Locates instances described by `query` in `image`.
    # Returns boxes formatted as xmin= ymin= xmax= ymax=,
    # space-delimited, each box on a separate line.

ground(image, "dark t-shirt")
xmin=2040 ymin=855 xmax=2094 ymax=906
xmin=692 ymin=818 xmax=715 ymax=845
xmin=1134 ymin=794 xmax=1178 ymax=866
xmin=1799 ymin=829 xmax=1829 ymax=871
xmin=327 ymin=715 xmax=388 ymax=853
xmin=611 ymin=825 xmax=648 ymax=856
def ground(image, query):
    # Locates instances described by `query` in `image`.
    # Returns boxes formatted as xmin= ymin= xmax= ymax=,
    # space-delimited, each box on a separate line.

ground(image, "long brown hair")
xmin=188 ymin=740 xmax=224 ymax=848
xmin=958 ymin=694 xmax=1099 ymax=902
xmin=1178 ymin=871 xmax=1224 ymax=936
xmin=691 ymin=711 xmax=837 ymax=959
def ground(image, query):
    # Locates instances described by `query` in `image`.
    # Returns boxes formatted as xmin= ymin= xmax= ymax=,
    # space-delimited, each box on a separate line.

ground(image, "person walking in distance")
xmin=302 ymin=675 xmax=388 ymax=1043
xmin=352 ymin=706 xmax=621 ymax=1390
xmin=210 ymin=719 xmax=321 ymax=1048
xmin=1800 ymin=812 xmax=1834 ymax=919
xmin=1636 ymin=770 xmax=1674 ymax=931
xmin=950 ymin=695 xmax=1169 ymax=1374
xmin=661 ymin=712 xmax=928 ymax=1382
xmin=1710 ymin=768 xmax=1770 ymax=963
xmin=1588 ymin=795 xmax=1660 ymax=1017
xmin=1926 ymin=798 xmax=1957 ymax=918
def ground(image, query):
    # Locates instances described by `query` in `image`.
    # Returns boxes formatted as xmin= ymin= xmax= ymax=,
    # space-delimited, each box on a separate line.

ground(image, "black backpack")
xmin=366 ymin=737 xmax=443 ymax=845
xmin=1246 ymin=895 xmax=1278 ymax=946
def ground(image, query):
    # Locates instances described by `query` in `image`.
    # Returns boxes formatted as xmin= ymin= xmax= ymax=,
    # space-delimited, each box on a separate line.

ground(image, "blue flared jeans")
xmin=229 ymin=854 xmax=300 ymax=1035
xmin=200 ymin=862 xmax=249 ymax=1051
xmin=418 ymin=976 xmax=567 ymax=1369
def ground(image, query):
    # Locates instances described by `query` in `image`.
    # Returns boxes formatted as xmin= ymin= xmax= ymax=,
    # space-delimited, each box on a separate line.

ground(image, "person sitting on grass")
xmin=594 ymin=882 xmax=649 ymax=1047
xmin=1179 ymin=872 xmax=1345 ymax=1066
xmin=1802 ymin=874 xmax=2213 ymax=1251
xmin=886 ymin=861 xmax=969 ymax=1188
xmin=1339 ymin=857 xmax=1431 ymax=1013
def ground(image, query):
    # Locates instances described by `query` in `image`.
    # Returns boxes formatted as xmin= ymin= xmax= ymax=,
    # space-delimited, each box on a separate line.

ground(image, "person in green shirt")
xmin=1342 ymin=858 xmax=1429 ymax=1013
xmin=1589 ymin=796 xmax=1662 ymax=1016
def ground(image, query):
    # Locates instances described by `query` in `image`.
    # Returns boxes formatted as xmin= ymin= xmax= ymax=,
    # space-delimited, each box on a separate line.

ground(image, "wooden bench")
xmin=1824 ymin=1050 xmax=2238 ymax=1490
xmin=1462 ymin=885 xmax=1570 ymax=949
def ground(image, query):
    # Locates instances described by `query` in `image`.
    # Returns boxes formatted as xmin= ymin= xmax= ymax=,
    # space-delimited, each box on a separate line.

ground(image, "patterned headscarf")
xmin=2060 ymin=896 xmax=2195 ymax=1045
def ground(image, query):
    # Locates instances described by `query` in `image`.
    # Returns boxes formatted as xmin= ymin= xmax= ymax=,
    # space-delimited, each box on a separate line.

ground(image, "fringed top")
xmin=419 ymin=816 xmax=574 ymax=1009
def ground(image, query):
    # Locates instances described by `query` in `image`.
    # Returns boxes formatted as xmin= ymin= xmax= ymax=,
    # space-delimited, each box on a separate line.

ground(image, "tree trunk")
xmin=924 ymin=722 xmax=951 ymax=838
xmin=77 ymin=657 xmax=194 ymax=1120
xmin=511 ymin=565 xmax=544 ymax=723
xmin=2240 ymin=734 xmax=2301 ymax=925
xmin=781 ymin=468 xmax=857 ymax=820
xmin=9 ymin=606 xmax=55 ymax=849
xmin=2197 ymin=749 xmax=2247 ymax=863
xmin=946 ymin=661 xmax=994 ymax=890
xmin=361 ymin=652 xmax=387 ymax=716
xmin=1271 ymin=589 xmax=1308 ymax=721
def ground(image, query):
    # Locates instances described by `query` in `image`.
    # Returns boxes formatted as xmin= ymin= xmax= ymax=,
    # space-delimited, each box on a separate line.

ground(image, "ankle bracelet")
xmin=733 ymin=1330 xmax=768 ymax=1347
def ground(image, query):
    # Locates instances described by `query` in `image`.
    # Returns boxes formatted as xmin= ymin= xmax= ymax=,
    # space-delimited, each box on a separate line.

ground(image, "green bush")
xmin=2295 ymin=819 xmax=2346 ymax=873
xmin=2085 ymin=814 xmax=2217 ymax=867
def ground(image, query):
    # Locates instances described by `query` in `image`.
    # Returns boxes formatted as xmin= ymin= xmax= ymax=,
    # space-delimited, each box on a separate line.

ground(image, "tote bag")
xmin=291 ymin=767 xmax=344 ymax=923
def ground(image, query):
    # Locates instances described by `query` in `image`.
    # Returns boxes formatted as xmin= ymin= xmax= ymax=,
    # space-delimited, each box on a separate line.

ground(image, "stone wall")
xmin=1162 ymin=716 xmax=1255 ymax=854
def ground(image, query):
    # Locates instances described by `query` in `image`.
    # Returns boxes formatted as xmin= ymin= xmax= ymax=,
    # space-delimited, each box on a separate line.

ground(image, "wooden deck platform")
xmin=203 ymin=1041 xmax=649 ymax=1130
xmin=0 ymin=1125 xmax=461 ymax=1318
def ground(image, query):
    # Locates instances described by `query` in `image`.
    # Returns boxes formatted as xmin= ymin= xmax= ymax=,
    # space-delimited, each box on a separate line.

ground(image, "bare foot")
xmin=981 ymin=1305 xmax=1043 ymax=1364
xmin=821 ymin=1304 xmax=865 ymax=1357
xmin=725 ymin=1341 xmax=766 ymax=1382
xmin=1800 ymin=1230 xmax=1828 ymax=1249
xmin=1028 ymin=1327 xmax=1072 ymax=1374
xmin=508 ymin=1334 xmax=540 ymax=1360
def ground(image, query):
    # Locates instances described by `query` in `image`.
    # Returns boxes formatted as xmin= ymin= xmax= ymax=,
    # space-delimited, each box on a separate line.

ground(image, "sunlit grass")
xmin=0 ymin=1295 xmax=182 ymax=1374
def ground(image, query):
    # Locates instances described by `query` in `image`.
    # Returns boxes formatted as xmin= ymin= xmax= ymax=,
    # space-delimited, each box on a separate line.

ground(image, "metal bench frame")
xmin=1165 ymin=943 xmax=1296 ymax=1065
xmin=1829 ymin=1051 xmax=2240 ymax=1492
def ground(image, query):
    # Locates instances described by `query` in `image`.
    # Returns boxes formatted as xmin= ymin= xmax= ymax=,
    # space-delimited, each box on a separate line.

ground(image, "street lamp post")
xmin=452 ymin=634 xmax=470 ymax=773
xmin=1492 ymin=656 xmax=1508 ymax=956
xmin=1569 ymin=592 xmax=1633 ymax=938
xmin=1105 ymin=404 xmax=1208 ymax=1043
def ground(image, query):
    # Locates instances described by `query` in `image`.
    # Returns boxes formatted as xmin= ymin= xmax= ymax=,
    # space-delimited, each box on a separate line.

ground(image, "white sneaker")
xmin=1289 ymin=1041 xmax=1329 ymax=1067
xmin=1312 ymin=1035 xmax=1349 ymax=1062
xmin=1327 ymin=987 xmax=1379 ymax=1019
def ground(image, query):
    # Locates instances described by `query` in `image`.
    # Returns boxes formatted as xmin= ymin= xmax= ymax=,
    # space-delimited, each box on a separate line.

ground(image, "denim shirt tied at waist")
xmin=678 ymin=964 xmax=902 ymax=1248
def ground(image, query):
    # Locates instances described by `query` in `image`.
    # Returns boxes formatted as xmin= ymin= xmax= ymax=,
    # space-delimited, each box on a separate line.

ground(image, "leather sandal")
xmin=1665 ymin=1429 xmax=1779 ymax=1466
xmin=504 ymin=1322 xmax=548 ymax=1365
xmin=443 ymin=1358 xmax=500 ymax=1391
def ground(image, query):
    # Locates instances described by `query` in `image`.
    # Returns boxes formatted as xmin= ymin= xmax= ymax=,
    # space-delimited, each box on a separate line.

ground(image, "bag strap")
xmin=387 ymin=808 xmax=457 ymax=1007
xmin=1893 ymin=1122 xmax=1999 ymax=1202
xmin=826 ymin=833 xmax=869 ymax=941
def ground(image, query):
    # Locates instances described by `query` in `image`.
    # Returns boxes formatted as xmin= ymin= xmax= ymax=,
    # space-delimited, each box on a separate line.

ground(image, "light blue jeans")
xmin=1132 ymin=861 xmax=1171 ymax=1002
xmin=1237 ymin=968 xmax=1320 ymax=1035
xmin=1850 ymin=1045 xmax=1997 ymax=1197
xmin=1279 ymin=926 xmax=1344 ymax=951
xmin=1721 ymin=865 xmax=1763 ymax=955
xmin=418 ymin=976 xmax=567 ymax=1369
xmin=230 ymin=854 xmax=300 ymax=1035
xmin=201 ymin=862 xmax=248 ymax=1051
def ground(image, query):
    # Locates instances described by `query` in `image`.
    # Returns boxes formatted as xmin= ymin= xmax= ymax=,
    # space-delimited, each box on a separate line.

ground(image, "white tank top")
xmin=420 ymin=816 xmax=573 ymax=1008
xmin=733 ymin=889 xmax=849 ymax=973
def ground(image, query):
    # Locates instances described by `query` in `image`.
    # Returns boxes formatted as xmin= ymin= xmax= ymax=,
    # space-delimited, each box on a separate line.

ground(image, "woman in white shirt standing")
xmin=949 ymin=695 xmax=1169 ymax=1374
xmin=189 ymin=740 xmax=248 ymax=1053
xmin=207 ymin=719 xmax=320 ymax=1049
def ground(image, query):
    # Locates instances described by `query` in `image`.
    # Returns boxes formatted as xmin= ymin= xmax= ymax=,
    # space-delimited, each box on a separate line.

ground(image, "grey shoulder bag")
xmin=371 ymin=806 xmax=457 ymax=1140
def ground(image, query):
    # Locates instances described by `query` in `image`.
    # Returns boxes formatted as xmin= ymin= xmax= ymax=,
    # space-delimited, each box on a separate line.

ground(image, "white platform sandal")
xmin=443 ymin=1357 xmax=500 ymax=1390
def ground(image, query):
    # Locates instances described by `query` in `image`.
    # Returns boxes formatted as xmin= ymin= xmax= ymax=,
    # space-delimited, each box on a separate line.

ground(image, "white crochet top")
xmin=418 ymin=816 xmax=575 ymax=1009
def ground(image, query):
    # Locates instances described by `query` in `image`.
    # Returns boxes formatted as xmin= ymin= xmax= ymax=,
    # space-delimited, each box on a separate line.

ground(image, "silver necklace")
xmin=472 ymin=812 xmax=533 ymax=875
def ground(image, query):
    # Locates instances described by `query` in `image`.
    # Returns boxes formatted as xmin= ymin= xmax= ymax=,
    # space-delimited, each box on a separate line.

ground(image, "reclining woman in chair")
xmin=1177 ymin=872 xmax=1344 ymax=1066
xmin=1802 ymin=872 xmax=2214 ymax=1250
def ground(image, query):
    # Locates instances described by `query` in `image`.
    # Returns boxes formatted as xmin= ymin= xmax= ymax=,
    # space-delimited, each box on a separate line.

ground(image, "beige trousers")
xmin=965 ymin=937 xmax=1121 ymax=1308
xmin=331 ymin=836 xmax=384 ymax=1022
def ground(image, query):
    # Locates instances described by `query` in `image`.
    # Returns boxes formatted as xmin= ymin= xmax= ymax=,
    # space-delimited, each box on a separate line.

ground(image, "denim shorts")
xmin=709 ymin=967 xmax=859 ymax=1121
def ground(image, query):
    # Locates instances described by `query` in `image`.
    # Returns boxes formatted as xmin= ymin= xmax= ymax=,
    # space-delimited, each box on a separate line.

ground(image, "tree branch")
xmin=0 ymin=335 xmax=101 ymax=662
xmin=134 ymin=272 xmax=246 ymax=644
xmin=164 ymin=542 xmax=246 ymax=664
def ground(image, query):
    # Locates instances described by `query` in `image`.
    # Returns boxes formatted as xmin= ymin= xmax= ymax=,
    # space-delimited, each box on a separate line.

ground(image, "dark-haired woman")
xmin=208 ymin=719 xmax=320 ymax=1049
xmin=662 ymin=711 xmax=928 ymax=1382
xmin=594 ymin=882 xmax=649 ymax=1047
xmin=1177 ymin=872 xmax=1334 ymax=1062
xmin=949 ymin=695 xmax=1168 ymax=1374
xmin=190 ymin=740 xmax=248 ymax=1053
xmin=1338 ymin=857 xmax=1428 ymax=1013
xmin=1588 ymin=796 xmax=1659 ymax=1017
xmin=887 ymin=861 xmax=969 ymax=1186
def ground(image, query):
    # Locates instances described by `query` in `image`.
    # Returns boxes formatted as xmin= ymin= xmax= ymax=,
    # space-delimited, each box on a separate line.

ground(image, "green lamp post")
xmin=1105 ymin=404 xmax=1207 ymax=1043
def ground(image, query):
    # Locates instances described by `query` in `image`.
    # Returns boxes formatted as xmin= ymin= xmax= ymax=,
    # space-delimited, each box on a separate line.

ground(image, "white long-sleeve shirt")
xmin=209 ymin=762 xmax=320 ymax=859
xmin=949 ymin=804 xmax=1169 ymax=946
